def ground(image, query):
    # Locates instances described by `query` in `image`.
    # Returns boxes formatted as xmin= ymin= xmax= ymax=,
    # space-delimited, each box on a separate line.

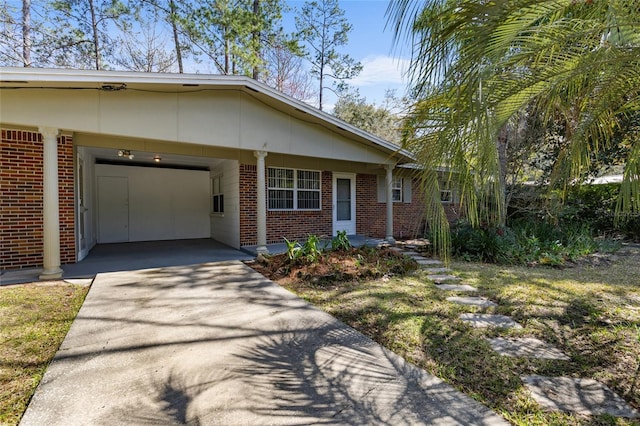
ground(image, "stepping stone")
xmin=423 ymin=267 xmax=452 ymax=274
xmin=427 ymin=274 xmax=461 ymax=283
xmin=522 ymin=376 xmax=640 ymax=418
xmin=460 ymin=314 xmax=522 ymax=329
xmin=447 ymin=296 xmax=497 ymax=307
xmin=403 ymin=251 xmax=421 ymax=257
xmin=416 ymin=258 xmax=443 ymax=266
xmin=488 ymin=338 xmax=569 ymax=360
xmin=436 ymin=284 xmax=478 ymax=292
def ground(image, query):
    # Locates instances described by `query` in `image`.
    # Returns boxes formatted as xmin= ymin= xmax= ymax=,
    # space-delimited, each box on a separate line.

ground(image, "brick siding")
xmin=239 ymin=165 xmax=333 ymax=246
xmin=356 ymin=174 xmax=426 ymax=239
xmin=1 ymin=129 xmax=76 ymax=270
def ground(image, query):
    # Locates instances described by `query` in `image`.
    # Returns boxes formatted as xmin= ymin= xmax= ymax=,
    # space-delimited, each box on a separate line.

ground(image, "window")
xmin=440 ymin=179 xmax=453 ymax=203
xmin=392 ymin=177 xmax=403 ymax=202
xmin=212 ymin=175 xmax=224 ymax=213
xmin=377 ymin=175 xmax=412 ymax=203
xmin=268 ymin=167 xmax=321 ymax=210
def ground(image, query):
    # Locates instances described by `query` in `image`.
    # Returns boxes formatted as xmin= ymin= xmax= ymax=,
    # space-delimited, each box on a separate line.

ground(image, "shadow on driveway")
xmin=20 ymin=261 xmax=507 ymax=425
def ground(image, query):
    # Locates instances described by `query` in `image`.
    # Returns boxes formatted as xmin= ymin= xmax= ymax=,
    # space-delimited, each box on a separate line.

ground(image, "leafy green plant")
xmin=284 ymin=237 xmax=302 ymax=261
xmin=331 ymin=230 xmax=352 ymax=251
xmin=301 ymin=234 xmax=322 ymax=263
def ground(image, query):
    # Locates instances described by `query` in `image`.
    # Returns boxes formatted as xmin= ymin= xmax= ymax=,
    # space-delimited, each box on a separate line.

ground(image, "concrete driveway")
xmin=21 ymin=261 xmax=507 ymax=425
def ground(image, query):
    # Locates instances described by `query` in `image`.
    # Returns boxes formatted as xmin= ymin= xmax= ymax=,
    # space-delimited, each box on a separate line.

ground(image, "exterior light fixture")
xmin=154 ymin=155 xmax=161 ymax=163
xmin=117 ymin=149 xmax=134 ymax=160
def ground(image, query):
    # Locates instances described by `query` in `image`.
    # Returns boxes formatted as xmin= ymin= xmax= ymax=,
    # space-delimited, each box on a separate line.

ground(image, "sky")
xmin=4 ymin=0 xmax=412 ymax=110
xmin=283 ymin=0 xmax=412 ymax=110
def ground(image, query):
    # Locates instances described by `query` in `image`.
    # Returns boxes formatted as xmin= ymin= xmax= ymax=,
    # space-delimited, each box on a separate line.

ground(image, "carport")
xmin=1 ymin=68 xmax=416 ymax=279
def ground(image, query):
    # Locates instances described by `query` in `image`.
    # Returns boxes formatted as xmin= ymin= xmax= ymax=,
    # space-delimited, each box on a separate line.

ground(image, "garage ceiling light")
xmin=117 ymin=149 xmax=134 ymax=160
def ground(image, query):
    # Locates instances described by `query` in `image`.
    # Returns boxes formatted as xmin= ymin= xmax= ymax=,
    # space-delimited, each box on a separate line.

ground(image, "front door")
xmin=333 ymin=173 xmax=356 ymax=235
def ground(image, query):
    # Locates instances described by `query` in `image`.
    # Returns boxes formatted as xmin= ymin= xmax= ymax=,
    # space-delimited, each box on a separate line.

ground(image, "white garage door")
xmin=96 ymin=164 xmax=210 ymax=243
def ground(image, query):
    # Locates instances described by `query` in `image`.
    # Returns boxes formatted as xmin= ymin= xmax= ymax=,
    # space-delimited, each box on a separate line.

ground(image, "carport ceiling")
xmin=85 ymin=146 xmax=224 ymax=170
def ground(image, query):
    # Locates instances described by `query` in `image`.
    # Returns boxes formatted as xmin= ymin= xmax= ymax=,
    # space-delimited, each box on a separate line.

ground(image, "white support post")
xmin=254 ymin=150 xmax=269 ymax=255
xmin=39 ymin=127 xmax=63 ymax=279
xmin=385 ymin=164 xmax=396 ymax=244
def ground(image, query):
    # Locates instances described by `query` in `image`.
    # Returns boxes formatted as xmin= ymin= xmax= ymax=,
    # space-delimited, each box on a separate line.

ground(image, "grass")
xmin=278 ymin=247 xmax=640 ymax=425
xmin=0 ymin=282 xmax=88 ymax=426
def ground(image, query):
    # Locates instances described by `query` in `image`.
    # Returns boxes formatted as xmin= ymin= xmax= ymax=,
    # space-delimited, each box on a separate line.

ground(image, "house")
xmin=0 ymin=67 xmax=456 ymax=279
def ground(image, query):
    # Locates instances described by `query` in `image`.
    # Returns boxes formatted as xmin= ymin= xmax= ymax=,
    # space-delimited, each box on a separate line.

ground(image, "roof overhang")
xmin=0 ymin=67 xmax=416 ymax=165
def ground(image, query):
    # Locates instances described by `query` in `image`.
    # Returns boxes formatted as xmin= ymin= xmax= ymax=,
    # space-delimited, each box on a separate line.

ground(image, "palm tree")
xmin=388 ymin=0 xmax=640 ymax=258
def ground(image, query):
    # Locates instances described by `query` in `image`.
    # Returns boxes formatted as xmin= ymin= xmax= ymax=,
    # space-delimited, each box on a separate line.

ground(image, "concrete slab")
xmin=428 ymin=274 xmax=461 ymax=283
xmin=417 ymin=259 xmax=444 ymax=266
xmin=21 ymin=261 xmax=508 ymax=426
xmin=0 ymin=268 xmax=43 ymax=286
xmin=488 ymin=338 xmax=569 ymax=360
xmin=459 ymin=314 xmax=523 ymax=329
xmin=436 ymin=284 xmax=478 ymax=292
xmin=447 ymin=296 xmax=497 ymax=308
xmin=424 ymin=267 xmax=453 ymax=274
xmin=63 ymin=278 xmax=93 ymax=287
xmin=522 ymin=376 xmax=639 ymax=418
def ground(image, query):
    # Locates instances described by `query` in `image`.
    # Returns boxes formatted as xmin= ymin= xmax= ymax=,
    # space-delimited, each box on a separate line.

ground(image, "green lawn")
xmin=0 ymin=283 xmax=88 ymax=426
xmin=278 ymin=249 xmax=640 ymax=425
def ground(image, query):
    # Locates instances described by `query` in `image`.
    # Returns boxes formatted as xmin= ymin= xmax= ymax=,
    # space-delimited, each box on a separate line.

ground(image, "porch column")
xmin=254 ymin=150 xmax=269 ymax=255
xmin=39 ymin=126 xmax=63 ymax=280
xmin=385 ymin=164 xmax=396 ymax=244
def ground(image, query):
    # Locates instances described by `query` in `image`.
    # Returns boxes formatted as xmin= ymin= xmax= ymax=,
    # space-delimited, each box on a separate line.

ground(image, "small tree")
xmin=48 ymin=0 xmax=130 ymax=69
xmin=295 ymin=0 xmax=361 ymax=110
xmin=262 ymin=42 xmax=316 ymax=101
xmin=111 ymin=8 xmax=177 ymax=72
xmin=333 ymin=89 xmax=405 ymax=144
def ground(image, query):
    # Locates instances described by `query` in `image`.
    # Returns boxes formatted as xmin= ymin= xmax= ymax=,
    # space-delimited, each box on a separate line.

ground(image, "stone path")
xmin=427 ymin=274 xmax=461 ymax=283
xmin=522 ymin=376 xmax=639 ymax=418
xmin=435 ymin=284 xmax=477 ymax=292
xmin=488 ymin=338 xmax=569 ymax=360
xmin=395 ymin=244 xmax=639 ymax=420
xmin=446 ymin=296 xmax=497 ymax=308
xmin=459 ymin=313 xmax=523 ymax=329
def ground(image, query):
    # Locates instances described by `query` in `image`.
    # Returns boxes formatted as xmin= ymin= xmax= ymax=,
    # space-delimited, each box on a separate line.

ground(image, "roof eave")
xmin=0 ymin=67 xmax=416 ymax=164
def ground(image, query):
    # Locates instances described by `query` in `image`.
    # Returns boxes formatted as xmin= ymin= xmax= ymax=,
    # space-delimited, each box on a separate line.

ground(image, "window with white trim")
xmin=268 ymin=167 xmax=321 ymax=210
xmin=392 ymin=177 xmax=403 ymax=202
xmin=212 ymin=175 xmax=224 ymax=213
xmin=440 ymin=179 xmax=453 ymax=203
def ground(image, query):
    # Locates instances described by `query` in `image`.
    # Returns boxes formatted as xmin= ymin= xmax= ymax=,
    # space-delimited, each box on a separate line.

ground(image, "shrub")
xmin=451 ymin=220 xmax=601 ymax=266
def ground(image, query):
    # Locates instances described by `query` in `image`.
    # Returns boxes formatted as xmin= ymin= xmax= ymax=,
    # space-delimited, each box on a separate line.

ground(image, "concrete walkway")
xmin=21 ymin=261 xmax=507 ymax=425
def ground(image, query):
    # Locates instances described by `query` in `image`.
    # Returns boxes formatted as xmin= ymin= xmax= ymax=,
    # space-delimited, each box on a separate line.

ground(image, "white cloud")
xmin=351 ymin=55 xmax=410 ymax=87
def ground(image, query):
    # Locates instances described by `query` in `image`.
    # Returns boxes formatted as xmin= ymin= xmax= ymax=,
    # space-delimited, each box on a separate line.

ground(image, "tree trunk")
xmin=168 ymin=0 xmax=183 ymax=73
xmin=252 ymin=0 xmax=260 ymax=80
xmin=22 ymin=0 xmax=31 ymax=67
xmin=497 ymin=124 xmax=509 ymax=227
xmin=88 ymin=0 xmax=101 ymax=70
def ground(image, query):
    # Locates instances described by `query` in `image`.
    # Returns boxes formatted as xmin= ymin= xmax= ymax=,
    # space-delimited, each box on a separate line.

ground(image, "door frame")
xmin=76 ymin=154 xmax=90 ymax=261
xmin=332 ymin=173 xmax=356 ymax=235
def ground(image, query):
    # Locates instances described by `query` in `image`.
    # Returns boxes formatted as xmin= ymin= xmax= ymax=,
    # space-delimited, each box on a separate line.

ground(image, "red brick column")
xmin=1 ymin=129 xmax=75 ymax=270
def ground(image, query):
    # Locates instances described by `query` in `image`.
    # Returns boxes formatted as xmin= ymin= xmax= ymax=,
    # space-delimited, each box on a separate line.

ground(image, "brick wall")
xmin=239 ymin=165 xmax=333 ymax=246
xmin=238 ymin=166 xmax=460 ymax=246
xmin=356 ymin=174 xmax=427 ymax=239
xmin=1 ymin=129 xmax=76 ymax=270
xmin=356 ymin=173 xmax=460 ymax=240
xmin=239 ymin=164 xmax=258 ymax=246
